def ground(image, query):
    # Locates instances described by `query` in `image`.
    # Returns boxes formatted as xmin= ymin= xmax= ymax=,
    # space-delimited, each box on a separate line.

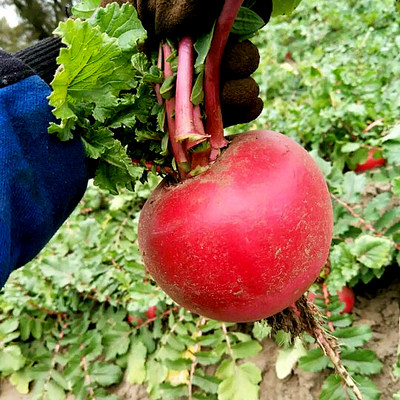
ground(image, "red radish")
xmin=337 ymin=286 xmax=355 ymax=313
xmin=138 ymin=130 xmax=333 ymax=322
xmin=355 ymin=148 xmax=386 ymax=172
xmin=146 ymin=306 xmax=157 ymax=320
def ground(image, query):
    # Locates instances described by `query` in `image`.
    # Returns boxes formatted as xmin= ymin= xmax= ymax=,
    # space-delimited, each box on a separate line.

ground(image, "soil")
xmin=1 ymin=267 xmax=399 ymax=400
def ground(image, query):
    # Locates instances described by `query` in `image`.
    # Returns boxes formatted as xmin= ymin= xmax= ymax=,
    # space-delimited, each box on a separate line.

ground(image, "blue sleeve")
xmin=0 ymin=51 xmax=89 ymax=287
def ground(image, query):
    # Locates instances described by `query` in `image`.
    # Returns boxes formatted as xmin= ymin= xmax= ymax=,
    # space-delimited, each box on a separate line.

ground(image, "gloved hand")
xmin=100 ymin=0 xmax=272 ymax=126
xmin=0 ymin=44 xmax=89 ymax=287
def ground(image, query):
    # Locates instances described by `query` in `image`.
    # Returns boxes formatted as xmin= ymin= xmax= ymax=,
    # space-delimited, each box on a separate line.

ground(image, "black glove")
xmin=100 ymin=0 xmax=272 ymax=127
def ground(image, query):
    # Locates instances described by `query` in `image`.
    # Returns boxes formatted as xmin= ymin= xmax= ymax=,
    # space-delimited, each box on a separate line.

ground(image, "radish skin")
xmin=138 ymin=130 xmax=333 ymax=322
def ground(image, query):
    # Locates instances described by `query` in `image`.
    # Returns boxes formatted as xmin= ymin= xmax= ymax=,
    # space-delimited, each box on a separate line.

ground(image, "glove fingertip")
xmin=222 ymin=97 xmax=264 ymax=128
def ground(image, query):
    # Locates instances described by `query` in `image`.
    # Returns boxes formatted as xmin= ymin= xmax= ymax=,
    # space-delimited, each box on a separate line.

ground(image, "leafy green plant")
xmin=298 ymin=287 xmax=382 ymax=400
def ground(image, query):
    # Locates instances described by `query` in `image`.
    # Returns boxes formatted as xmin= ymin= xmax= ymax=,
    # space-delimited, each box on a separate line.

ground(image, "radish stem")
xmin=175 ymin=37 xmax=204 ymax=143
xmin=205 ymin=0 xmax=244 ymax=160
xmin=163 ymin=43 xmax=190 ymax=178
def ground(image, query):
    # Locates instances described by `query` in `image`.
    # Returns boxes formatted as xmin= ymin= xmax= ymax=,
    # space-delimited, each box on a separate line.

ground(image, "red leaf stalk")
xmin=163 ymin=43 xmax=190 ymax=178
xmin=205 ymin=0 xmax=244 ymax=160
xmin=175 ymin=36 xmax=204 ymax=143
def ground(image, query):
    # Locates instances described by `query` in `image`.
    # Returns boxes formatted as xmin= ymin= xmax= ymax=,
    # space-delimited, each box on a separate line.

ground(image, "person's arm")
xmin=0 ymin=40 xmax=89 ymax=287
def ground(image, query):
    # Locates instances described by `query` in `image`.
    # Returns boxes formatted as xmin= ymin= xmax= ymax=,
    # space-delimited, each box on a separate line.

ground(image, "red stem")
xmin=187 ymin=105 xmax=210 ymax=150
xmin=205 ymin=0 xmax=244 ymax=160
xmin=175 ymin=37 xmax=198 ymax=142
xmin=189 ymin=106 xmax=211 ymax=172
xmin=193 ymin=105 xmax=206 ymax=135
xmin=163 ymin=43 xmax=190 ymax=178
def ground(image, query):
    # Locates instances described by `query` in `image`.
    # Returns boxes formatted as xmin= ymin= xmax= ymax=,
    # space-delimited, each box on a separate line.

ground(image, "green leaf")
xmin=342 ymin=172 xmax=366 ymax=203
xmin=19 ymin=318 xmax=31 ymax=341
xmin=352 ymin=375 xmax=381 ymax=400
xmin=191 ymin=70 xmax=205 ymax=105
xmin=334 ymin=325 xmax=372 ymax=348
xmin=10 ymin=370 xmax=33 ymax=394
xmin=126 ymin=340 xmax=147 ymax=384
xmin=320 ymin=375 xmax=347 ymax=400
xmin=341 ymin=349 xmax=383 ymax=375
xmin=82 ymin=127 xmax=115 ymax=159
xmin=310 ymin=150 xmax=332 ymax=177
xmin=0 ymin=319 xmax=19 ymax=340
xmin=72 ymin=0 xmax=100 ymax=18
xmin=0 ymin=345 xmax=26 ymax=374
xmin=31 ymin=319 xmax=43 ymax=340
xmin=321 ymin=375 xmax=380 ymax=400
xmin=392 ymin=177 xmax=400 ymax=197
xmin=272 ymin=0 xmax=302 ymax=17
xmin=341 ymin=143 xmax=361 ymax=153
xmin=383 ymin=140 xmax=400 ymax=164
xmin=217 ymin=362 xmax=261 ymax=400
xmin=93 ymin=3 xmax=147 ymax=51
xmin=192 ymin=374 xmax=220 ymax=394
xmin=231 ymin=7 xmax=266 ymax=36
xmin=275 ymin=338 xmax=307 ymax=379
xmin=46 ymin=380 xmax=66 ymax=400
xmin=91 ymin=363 xmax=123 ymax=386
xmin=382 ymin=124 xmax=400 ymax=142
xmin=327 ymin=243 xmax=359 ymax=291
xmin=231 ymin=340 xmax=262 ymax=359
xmin=194 ymin=26 xmax=215 ymax=70
xmin=146 ymin=359 xmax=168 ymax=397
xmin=298 ymin=348 xmax=329 ymax=372
xmin=252 ymin=321 xmax=271 ymax=341
xmin=350 ymin=235 xmax=393 ymax=269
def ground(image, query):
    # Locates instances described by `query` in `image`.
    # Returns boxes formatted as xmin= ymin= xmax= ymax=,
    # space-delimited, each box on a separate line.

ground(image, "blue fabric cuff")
xmin=0 ymin=75 xmax=88 ymax=287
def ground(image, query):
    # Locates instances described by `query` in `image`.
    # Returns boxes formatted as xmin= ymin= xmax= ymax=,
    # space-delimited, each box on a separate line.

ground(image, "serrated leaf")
xmin=46 ymin=380 xmax=65 ymax=400
xmin=10 ymin=370 xmax=33 ymax=394
xmin=298 ymin=348 xmax=329 ymax=372
xmin=320 ymin=375 xmax=347 ymax=400
xmin=91 ymin=363 xmax=123 ymax=386
xmin=0 ymin=319 xmax=19 ymax=336
xmin=334 ymin=325 xmax=372 ymax=348
xmin=252 ymin=321 xmax=272 ymax=341
xmin=50 ymin=19 xmax=126 ymax=124
xmin=231 ymin=340 xmax=262 ymax=359
xmin=192 ymin=374 xmax=220 ymax=394
xmin=217 ymin=362 xmax=261 ymax=400
xmin=82 ymin=127 xmax=115 ymax=159
xmin=92 ymin=3 xmax=147 ymax=51
xmin=350 ymin=235 xmax=393 ymax=269
xmin=352 ymin=375 xmax=381 ymax=400
xmin=126 ymin=340 xmax=147 ymax=384
xmin=276 ymin=338 xmax=307 ymax=379
xmin=341 ymin=349 xmax=383 ymax=375
xmin=0 ymin=345 xmax=26 ymax=374
xmin=342 ymin=172 xmax=366 ymax=203
xmin=72 ymin=0 xmax=100 ymax=18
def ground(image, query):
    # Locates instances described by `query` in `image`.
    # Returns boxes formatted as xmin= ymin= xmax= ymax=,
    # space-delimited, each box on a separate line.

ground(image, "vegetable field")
xmin=1 ymin=0 xmax=399 ymax=399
